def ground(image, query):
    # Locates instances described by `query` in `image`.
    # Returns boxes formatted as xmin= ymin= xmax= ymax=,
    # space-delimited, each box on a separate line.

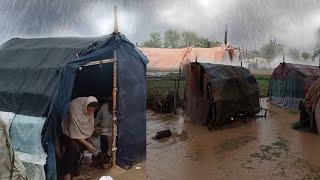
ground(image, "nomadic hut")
xmin=0 ymin=32 xmax=147 ymax=179
xmin=269 ymin=63 xmax=320 ymax=110
xmin=185 ymin=62 xmax=260 ymax=129
xmin=300 ymin=78 xmax=320 ymax=133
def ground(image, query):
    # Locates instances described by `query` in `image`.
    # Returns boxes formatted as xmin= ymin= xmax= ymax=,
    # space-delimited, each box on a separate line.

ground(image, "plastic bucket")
xmin=83 ymin=151 xmax=92 ymax=165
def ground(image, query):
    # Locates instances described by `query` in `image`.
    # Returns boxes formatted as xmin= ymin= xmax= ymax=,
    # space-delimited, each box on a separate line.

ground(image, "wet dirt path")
xmin=147 ymin=99 xmax=320 ymax=180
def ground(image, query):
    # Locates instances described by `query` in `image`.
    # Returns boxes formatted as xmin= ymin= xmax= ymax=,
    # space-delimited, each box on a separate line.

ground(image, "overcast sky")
xmin=0 ymin=0 xmax=319 ymax=51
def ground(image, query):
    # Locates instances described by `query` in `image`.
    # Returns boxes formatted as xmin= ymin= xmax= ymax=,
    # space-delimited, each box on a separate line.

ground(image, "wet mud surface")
xmin=147 ymin=98 xmax=320 ymax=180
xmin=81 ymin=162 xmax=146 ymax=179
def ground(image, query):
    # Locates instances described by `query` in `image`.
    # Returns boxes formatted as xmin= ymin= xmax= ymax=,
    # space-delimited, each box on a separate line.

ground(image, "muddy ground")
xmin=147 ymin=99 xmax=320 ymax=180
xmin=81 ymin=162 xmax=146 ymax=179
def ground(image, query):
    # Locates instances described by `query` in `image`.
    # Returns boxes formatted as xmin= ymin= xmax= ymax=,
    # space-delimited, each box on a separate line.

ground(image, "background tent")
xmin=269 ymin=63 xmax=320 ymax=110
xmin=300 ymin=78 xmax=320 ymax=132
xmin=185 ymin=62 xmax=260 ymax=129
xmin=0 ymin=32 xmax=147 ymax=179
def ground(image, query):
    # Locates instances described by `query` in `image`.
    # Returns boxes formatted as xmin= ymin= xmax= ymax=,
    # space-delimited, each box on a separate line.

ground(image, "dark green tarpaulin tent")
xmin=185 ymin=62 xmax=260 ymax=129
xmin=0 ymin=32 xmax=147 ymax=179
xmin=269 ymin=63 xmax=320 ymax=110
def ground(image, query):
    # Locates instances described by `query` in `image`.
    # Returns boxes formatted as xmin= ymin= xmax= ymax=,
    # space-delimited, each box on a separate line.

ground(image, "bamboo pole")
xmin=114 ymin=6 xmax=119 ymax=33
xmin=174 ymin=79 xmax=177 ymax=114
xmin=111 ymin=50 xmax=118 ymax=167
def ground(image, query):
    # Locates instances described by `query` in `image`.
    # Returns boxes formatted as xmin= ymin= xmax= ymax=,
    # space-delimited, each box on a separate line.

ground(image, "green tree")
xmin=313 ymin=49 xmax=320 ymax=60
xmin=195 ymin=38 xmax=211 ymax=48
xmin=301 ymin=52 xmax=311 ymax=61
xmin=210 ymin=41 xmax=222 ymax=47
xmin=141 ymin=32 xmax=162 ymax=48
xmin=288 ymin=48 xmax=300 ymax=60
xmin=180 ymin=31 xmax=199 ymax=47
xmin=164 ymin=30 xmax=181 ymax=48
xmin=260 ymin=40 xmax=283 ymax=59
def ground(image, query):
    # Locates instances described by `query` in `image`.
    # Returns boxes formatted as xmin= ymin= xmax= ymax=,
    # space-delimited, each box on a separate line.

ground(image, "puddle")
xmin=147 ymin=98 xmax=320 ymax=179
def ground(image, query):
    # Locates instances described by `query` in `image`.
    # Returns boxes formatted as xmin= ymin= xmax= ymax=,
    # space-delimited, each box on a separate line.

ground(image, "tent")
xmin=184 ymin=62 xmax=260 ymax=129
xmin=269 ymin=63 xmax=320 ymax=110
xmin=139 ymin=46 xmax=225 ymax=70
xmin=300 ymin=78 xmax=320 ymax=132
xmin=0 ymin=32 xmax=147 ymax=179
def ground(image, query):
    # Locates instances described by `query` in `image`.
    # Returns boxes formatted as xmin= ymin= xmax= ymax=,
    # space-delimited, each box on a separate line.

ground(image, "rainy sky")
xmin=0 ymin=0 xmax=320 ymax=51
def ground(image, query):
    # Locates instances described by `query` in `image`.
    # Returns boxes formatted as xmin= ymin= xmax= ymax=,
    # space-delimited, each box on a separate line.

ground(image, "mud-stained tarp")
xmin=269 ymin=63 xmax=320 ymax=110
xmin=300 ymin=78 xmax=320 ymax=132
xmin=185 ymin=62 xmax=260 ymax=128
xmin=302 ymin=78 xmax=320 ymax=114
xmin=314 ymin=97 xmax=320 ymax=133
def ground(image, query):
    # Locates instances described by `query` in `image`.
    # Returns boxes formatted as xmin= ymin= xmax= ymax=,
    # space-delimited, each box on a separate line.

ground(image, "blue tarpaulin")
xmin=0 ymin=32 xmax=147 ymax=179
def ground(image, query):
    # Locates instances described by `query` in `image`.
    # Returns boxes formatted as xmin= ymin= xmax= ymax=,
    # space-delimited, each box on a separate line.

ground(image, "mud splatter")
xmin=216 ymin=135 xmax=257 ymax=154
xmin=242 ymin=137 xmax=320 ymax=179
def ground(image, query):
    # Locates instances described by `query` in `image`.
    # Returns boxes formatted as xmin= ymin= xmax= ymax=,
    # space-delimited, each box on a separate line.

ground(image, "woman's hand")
xmin=78 ymin=139 xmax=96 ymax=153
xmin=87 ymin=143 xmax=96 ymax=153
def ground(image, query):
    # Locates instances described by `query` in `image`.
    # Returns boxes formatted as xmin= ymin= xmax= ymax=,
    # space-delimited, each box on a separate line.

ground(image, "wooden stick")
xmin=174 ymin=79 xmax=177 ymax=114
xmin=114 ymin=6 xmax=119 ymax=33
xmin=81 ymin=59 xmax=114 ymax=67
xmin=111 ymin=50 xmax=118 ymax=167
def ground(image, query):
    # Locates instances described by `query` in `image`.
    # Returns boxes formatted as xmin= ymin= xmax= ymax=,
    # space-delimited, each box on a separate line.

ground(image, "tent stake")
xmin=111 ymin=50 xmax=118 ymax=167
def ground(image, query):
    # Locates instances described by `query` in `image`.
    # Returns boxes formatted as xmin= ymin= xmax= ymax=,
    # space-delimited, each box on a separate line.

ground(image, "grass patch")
xmin=147 ymin=79 xmax=186 ymax=98
xmin=255 ymin=75 xmax=271 ymax=98
xmin=147 ymin=78 xmax=185 ymax=112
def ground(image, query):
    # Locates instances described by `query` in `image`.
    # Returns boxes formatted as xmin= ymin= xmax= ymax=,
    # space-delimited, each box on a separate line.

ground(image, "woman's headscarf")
xmin=61 ymin=96 xmax=98 ymax=139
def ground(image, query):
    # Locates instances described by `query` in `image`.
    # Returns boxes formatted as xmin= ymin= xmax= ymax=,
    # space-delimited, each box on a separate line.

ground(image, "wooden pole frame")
xmin=111 ymin=50 xmax=118 ymax=167
xmin=114 ymin=6 xmax=119 ymax=33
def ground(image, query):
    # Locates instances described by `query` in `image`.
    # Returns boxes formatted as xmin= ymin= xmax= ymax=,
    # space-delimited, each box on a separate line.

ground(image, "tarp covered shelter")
xmin=300 ymin=78 xmax=320 ymax=133
xmin=185 ymin=62 xmax=260 ymax=129
xmin=140 ymin=46 xmax=225 ymax=70
xmin=269 ymin=63 xmax=320 ymax=110
xmin=0 ymin=32 xmax=147 ymax=179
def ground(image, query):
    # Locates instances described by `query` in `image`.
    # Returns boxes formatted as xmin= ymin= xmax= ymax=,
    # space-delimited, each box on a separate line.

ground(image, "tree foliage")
xmin=195 ymin=38 xmax=211 ymax=48
xmin=164 ymin=29 xmax=181 ymax=48
xmin=141 ymin=32 xmax=162 ymax=48
xmin=210 ymin=41 xmax=222 ymax=47
xmin=301 ymin=52 xmax=311 ymax=61
xmin=260 ymin=40 xmax=283 ymax=59
xmin=181 ymin=31 xmax=199 ymax=47
xmin=142 ymin=30 xmax=222 ymax=48
xmin=288 ymin=48 xmax=300 ymax=60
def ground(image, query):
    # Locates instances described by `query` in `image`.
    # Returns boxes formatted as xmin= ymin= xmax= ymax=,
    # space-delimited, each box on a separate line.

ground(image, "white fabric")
xmin=95 ymin=103 xmax=113 ymax=136
xmin=61 ymin=96 xmax=98 ymax=139
xmin=0 ymin=115 xmax=27 ymax=180
xmin=9 ymin=114 xmax=47 ymax=165
xmin=23 ymin=162 xmax=45 ymax=180
xmin=0 ymin=111 xmax=47 ymax=180
xmin=99 ymin=176 xmax=113 ymax=180
xmin=15 ymin=151 xmax=47 ymax=166
xmin=91 ymin=103 xmax=113 ymax=155
xmin=89 ymin=135 xmax=101 ymax=155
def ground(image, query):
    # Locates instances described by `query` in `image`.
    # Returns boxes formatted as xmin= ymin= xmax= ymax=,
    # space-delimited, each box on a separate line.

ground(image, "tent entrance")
xmin=72 ymin=61 xmax=114 ymax=100
xmin=70 ymin=59 xmax=117 ymax=165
